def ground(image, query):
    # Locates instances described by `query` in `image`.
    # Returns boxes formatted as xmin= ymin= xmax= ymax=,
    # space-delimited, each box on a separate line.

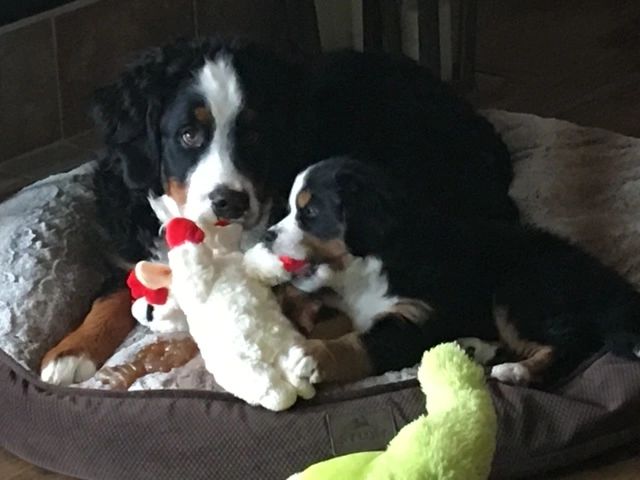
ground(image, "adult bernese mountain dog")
xmin=40 ymin=37 xmax=517 ymax=385
xmin=264 ymin=157 xmax=640 ymax=384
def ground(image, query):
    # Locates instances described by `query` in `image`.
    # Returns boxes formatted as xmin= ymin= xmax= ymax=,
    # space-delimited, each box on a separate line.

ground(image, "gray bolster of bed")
xmin=1 ymin=111 xmax=640 ymax=480
xmin=0 ymin=162 xmax=109 ymax=371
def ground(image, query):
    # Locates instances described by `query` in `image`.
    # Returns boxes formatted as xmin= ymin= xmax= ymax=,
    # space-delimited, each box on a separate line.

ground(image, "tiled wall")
xmin=0 ymin=0 xmax=319 ymax=163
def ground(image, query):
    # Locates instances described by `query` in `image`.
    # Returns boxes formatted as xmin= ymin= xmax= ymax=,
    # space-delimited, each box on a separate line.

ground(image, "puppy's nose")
xmin=209 ymin=186 xmax=250 ymax=220
xmin=262 ymin=229 xmax=277 ymax=247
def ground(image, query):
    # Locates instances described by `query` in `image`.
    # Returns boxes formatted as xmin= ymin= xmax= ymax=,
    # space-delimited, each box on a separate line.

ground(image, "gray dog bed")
xmin=1 ymin=111 xmax=640 ymax=479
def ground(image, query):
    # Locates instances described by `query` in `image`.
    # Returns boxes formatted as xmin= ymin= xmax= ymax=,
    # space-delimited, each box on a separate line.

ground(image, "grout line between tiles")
xmin=0 ymin=139 xmax=77 ymax=165
xmin=193 ymin=0 xmax=199 ymax=38
xmin=0 ymin=0 xmax=103 ymax=36
xmin=50 ymin=17 xmax=65 ymax=140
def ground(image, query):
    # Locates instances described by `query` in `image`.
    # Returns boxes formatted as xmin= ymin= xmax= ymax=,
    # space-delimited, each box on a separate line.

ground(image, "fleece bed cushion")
xmin=1 ymin=110 xmax=640 ymax=479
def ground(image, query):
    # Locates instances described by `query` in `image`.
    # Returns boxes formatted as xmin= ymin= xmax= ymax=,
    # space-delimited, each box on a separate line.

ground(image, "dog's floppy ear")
xmin=135 ymin=261 xmax=172 ymax=290
xmin=335 ymin=160 xmax=398 ymax=256
xmin=91 ymin=41 xmax=202 ymax=191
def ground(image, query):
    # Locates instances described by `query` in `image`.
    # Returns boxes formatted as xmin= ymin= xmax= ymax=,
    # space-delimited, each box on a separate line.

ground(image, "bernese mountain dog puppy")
xmin=264 ymin=157 xmax=640 ymax=384
xmin=40 ymin=37 xmax=517 ymax=385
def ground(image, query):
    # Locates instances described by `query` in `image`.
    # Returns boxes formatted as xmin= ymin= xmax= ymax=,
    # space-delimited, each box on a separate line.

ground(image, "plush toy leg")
xmin=214 ymin=359 xmax=299 ymax=411
xmin=279 ymin=345 xmax=318 ymax=399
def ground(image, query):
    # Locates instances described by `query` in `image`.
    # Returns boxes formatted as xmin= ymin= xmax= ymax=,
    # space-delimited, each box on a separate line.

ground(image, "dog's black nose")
xmin=262 ymin=229 xmax=277 ymax=247
xmin=209 ymin=186 xmax=250 ymax=220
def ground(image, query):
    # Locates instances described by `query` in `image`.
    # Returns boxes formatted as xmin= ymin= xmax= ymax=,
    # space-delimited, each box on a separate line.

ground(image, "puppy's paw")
xmin=456 ymin=337 xmax=500 ymax=366
xmin=490 ymin=362 xmax=531 ymax=385
xmin=40 ymin=354 xmax=96 ymax=385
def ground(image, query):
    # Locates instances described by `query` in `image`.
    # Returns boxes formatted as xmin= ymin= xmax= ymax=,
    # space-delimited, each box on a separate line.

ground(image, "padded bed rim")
xmin=0 ymin=348 xmax=425 ymax=480
xmin=2 ymin=348 xmax=640 ymax=480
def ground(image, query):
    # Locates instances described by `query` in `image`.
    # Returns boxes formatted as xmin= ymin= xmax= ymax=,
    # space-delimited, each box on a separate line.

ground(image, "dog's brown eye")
xmin=180 ymin=126 xmax=205 ymax=149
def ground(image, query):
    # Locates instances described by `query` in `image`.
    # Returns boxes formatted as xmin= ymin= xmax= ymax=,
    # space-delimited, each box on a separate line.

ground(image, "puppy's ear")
xmin=90 ymin=46 xmax=174 ymax=191
xmin=335 ymin=160 xmax=398 ymax=255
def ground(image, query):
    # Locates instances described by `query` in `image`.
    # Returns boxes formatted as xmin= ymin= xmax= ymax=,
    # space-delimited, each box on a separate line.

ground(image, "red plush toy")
xmin=126 ymin=270 xmax=169 ymax=306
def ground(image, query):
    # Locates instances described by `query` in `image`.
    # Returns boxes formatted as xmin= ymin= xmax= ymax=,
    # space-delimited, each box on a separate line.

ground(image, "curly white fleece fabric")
xmin=159 ymin=218 xmax=317 ymax=410
xmin=3 ymin=110 xmax=640 ymax=395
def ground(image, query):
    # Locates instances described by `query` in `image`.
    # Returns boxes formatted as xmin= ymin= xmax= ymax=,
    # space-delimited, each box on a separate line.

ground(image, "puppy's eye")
xmin=179 ymin=126 xmax=205 ymax=149
xmin=301 ymin=205 xmax=318 ymax=219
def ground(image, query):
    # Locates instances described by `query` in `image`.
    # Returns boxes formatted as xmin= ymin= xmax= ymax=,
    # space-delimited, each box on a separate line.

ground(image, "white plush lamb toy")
xmin=131 ymin=197 xmax=318 ymax=411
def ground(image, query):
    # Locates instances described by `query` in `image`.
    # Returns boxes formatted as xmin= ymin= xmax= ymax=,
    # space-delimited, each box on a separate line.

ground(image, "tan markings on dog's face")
xmin=166 ymin=178 xmax=188 ymax=206
xmin=302 ymin=234 xmax=351 ymax=270
xmin=194 ymin=106 xmax=212 ymax=124
xmin=296 ymin=189 xmax=312 ymax=209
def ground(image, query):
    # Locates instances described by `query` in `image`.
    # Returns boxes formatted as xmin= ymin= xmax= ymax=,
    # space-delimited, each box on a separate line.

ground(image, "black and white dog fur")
xmin=41 ymin=36 xmax=518 ymax=385
xmin=265 ymin=157 xmax=640 ymax=385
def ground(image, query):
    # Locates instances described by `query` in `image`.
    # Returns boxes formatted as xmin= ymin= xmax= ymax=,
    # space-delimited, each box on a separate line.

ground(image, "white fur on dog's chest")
xmin=327 ymin=257 xmax=397 ymax=332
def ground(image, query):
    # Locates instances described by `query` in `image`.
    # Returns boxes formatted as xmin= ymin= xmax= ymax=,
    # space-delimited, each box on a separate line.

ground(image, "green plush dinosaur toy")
xmin=288 ymin=342 xmax=497 ymax=480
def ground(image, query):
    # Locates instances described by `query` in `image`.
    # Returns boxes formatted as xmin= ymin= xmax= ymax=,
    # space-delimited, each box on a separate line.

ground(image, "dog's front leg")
xmin=40 ymin=289 xmax=135 ymax=385
xmin=304 ymin=332 xmax=374 ymax=383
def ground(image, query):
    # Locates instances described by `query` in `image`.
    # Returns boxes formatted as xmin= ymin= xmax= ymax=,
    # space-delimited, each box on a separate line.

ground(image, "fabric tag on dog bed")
xmin=326 ymin=407 xmax=397 ymax=455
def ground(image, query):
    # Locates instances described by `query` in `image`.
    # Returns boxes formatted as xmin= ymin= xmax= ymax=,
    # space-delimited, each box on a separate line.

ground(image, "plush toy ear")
xmin=148 ymin=194 xmax=182 ymax=225
xmin=135 ymin=261 xmax=173 ymax=290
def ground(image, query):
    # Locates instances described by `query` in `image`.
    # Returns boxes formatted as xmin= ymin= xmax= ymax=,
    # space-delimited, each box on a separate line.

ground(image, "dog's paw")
xmin=490 ymin=362 xmax=531 ymax=385
xmin=40 ymin=354 xmax=96 ymax=385
xmin=456 ymin=337 xmax=500 ymax=366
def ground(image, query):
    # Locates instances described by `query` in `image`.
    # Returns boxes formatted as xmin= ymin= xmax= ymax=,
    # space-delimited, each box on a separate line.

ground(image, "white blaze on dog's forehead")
xmin=270 ymin=167 xmax=311 ymax=259
xmin=288 ymin=167 xmax=311 ymax=210
xmin=183 ymin=55 xmax=259 ymax=226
